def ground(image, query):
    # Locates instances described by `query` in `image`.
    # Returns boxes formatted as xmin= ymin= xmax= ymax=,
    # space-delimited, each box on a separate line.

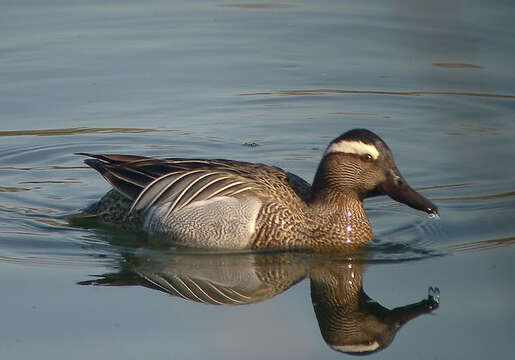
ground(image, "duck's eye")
xmin=363 ymin=154 xmax=374 ymax=161
xmin=396 ymin=177 xmax=404 ymax=186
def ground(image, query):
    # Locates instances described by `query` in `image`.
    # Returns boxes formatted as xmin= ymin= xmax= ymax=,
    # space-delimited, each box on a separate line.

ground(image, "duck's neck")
xmin=309 ymin=154 xmax=364 ymax=210
xmin=301 ymin=156 xmax=372 ymax=251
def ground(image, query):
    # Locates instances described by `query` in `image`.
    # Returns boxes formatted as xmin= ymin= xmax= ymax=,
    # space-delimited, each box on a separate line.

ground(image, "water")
xmin=1 ymin=0 xmax=514 ymax=358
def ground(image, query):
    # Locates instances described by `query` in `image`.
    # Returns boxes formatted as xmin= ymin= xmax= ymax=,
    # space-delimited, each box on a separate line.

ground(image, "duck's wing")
xmin=78 ymin=153 xmax=310 ymax=213
xmin=129 ymin=168 xmax=260 ymax=216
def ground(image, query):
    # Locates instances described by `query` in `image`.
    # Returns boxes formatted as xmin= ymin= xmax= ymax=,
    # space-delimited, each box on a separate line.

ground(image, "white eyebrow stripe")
xmin=325 ymin=140 xmax=379 ymax=159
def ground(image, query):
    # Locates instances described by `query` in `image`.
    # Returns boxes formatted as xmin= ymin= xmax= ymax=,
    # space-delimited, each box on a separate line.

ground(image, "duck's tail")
xmin=76 ymin=153 xmax=154 ymax=200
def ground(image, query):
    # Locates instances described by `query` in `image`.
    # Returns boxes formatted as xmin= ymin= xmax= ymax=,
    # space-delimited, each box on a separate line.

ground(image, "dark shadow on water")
xmin=78 ymin=248 xmax=440 ymax=356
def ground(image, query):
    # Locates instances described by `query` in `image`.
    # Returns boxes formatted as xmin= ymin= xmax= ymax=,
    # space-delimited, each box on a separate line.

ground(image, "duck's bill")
xmin=380 ymin=172 xmax=439 ymax=217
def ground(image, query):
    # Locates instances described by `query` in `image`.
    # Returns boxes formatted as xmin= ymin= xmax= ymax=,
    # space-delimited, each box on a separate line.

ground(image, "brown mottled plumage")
xmin=74 ymin=129 xmax=438 ymax=251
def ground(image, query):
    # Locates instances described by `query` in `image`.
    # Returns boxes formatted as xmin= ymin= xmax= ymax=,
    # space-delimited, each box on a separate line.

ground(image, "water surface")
xmin=1 ymin=0 xmax=514 ymax=359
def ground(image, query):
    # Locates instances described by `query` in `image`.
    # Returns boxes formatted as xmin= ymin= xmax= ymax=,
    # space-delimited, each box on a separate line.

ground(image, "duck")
xmin=76 ymin=129 xmax=438 ymax=251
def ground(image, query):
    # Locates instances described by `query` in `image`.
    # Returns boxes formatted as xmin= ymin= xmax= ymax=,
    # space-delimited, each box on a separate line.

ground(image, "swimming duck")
xmin=77 ymin=129 xmax=438 ymax=251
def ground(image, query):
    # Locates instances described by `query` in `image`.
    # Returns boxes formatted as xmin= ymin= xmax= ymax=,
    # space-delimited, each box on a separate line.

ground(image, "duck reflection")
xmin=80 ymin=252 xmax=308 ymax=305
xmin=79 ymin=251 xmax=439 ymax=355
xmin=310 ymin=261 xmax=439 ymax=355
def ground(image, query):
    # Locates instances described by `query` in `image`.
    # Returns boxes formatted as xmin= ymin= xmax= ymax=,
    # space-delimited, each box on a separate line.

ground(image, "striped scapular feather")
xmin=129 ymin=169 xmax=257 ymax=214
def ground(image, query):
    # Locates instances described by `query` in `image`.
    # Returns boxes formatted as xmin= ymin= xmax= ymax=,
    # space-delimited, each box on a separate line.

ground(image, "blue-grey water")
xmin=1 ymin=1 xmax=514 ymax=359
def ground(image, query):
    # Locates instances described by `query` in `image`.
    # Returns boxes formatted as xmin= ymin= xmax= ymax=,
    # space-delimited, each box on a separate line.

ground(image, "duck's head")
xmin=312 ymin=129 xmax=438 ymax=216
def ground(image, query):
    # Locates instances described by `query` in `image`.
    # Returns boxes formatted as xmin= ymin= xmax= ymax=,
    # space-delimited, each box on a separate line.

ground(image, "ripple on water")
xmin=362 ymin=178 xmax=515 ymax=261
